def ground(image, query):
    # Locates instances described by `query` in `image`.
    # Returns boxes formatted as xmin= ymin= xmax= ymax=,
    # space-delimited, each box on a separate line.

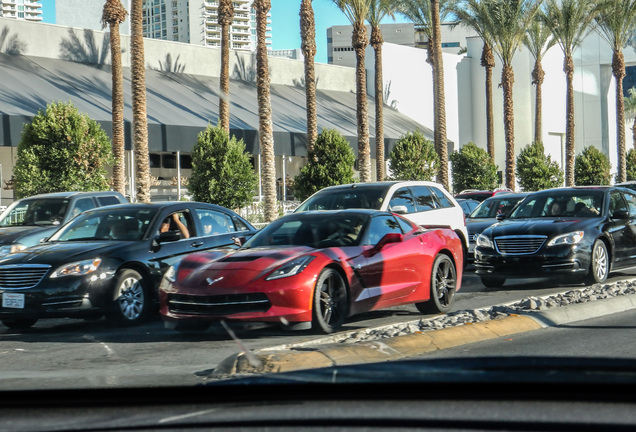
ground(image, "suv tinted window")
xmin=429 ymin=186 xmax=453 ymax=209
xmin=410 ymin=186 xmax=436 ymax=212
xmin=388 ymin=188 xmax=416 ymax=213
xmin=98 ymin=195 xmax=124 ymax=206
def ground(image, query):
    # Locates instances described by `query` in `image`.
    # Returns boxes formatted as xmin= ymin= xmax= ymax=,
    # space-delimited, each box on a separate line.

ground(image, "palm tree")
xmin=488 ymin=0 xmax=542 ymax=190
xmin=130 ymin=0 xmax=151 ymax=202
xmin=396 ymin=0 xmax=455 ymax=190
xmin=253 ymin=0 xmax=277 ymax=222
xmin=454 ymin=0 xmax=497 ymax=162
xmin=541 ymin=0 xmax=600 ymax=186
xmin=101 ymin=0 xmax=128 ymax=196
xmin=333 ymin=0 xmax=372 ymax=183
xmin=523 ymin=18 xmax=556 ymax=142
xmin=625 ymin=88 xmax=636 ymax=148
xmin=368 ymin=0 xmax=395 ymax=181
xmin=218 ymin=0 xmax=234 ymax=134
xmin=595 ymin=0 xmax=636 ymax=183
xmin=300 ymin=0 xmax=318 ymax=154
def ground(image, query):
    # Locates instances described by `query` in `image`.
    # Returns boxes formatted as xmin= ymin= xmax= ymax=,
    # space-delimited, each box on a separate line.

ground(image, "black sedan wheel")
xmin=416 ymin=254 xmax=457 ymax=314
xmin=312 ymin=268 xmax=348 ymax=333
xmin=1 ymin=318 xmax=37 ymax=330
xmin=107 ymin=269 xmax=150 ymax=326
xmin=586 ymin=240 xmax=609 ymax=284
xmin=480 ymin=276 xmax=506 ymax=288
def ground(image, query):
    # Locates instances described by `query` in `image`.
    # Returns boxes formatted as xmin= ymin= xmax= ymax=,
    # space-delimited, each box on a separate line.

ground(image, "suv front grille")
xmin=495 ymin=236 xmax=547 ymax=255
xmin=0 ymin=265 xmax=50 ymax=289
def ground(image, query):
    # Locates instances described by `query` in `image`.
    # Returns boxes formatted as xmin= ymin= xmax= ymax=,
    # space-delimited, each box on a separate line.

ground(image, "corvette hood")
xmin=484 ymin=217 xmax=596 ymax=238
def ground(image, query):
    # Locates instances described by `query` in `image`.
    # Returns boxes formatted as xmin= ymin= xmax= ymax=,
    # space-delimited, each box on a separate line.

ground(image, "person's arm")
xmin=172 ymin=213 xmax=190 ymax=239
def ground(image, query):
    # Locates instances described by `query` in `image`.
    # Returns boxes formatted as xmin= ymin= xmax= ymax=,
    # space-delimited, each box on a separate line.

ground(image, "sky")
xmin=38 ymin=0 xmax=407 ymax=64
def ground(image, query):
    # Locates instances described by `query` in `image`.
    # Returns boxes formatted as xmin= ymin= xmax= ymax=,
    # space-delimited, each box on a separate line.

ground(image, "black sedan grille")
xmin=168 ymin=293 xmax=271 ymax=315
xmin=0 ymin=265 xmax=50 ymax=289
xmin=495 ymin=236 xmax=547 ymax=255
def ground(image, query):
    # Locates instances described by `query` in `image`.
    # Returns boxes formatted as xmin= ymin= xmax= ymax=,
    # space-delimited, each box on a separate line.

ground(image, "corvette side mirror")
xmin=366 ymin=233 xmax=402 ymax=257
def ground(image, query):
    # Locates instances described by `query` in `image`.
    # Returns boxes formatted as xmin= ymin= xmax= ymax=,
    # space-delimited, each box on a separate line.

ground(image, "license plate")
xmin=2 ymin=293 xmax=25 ymax=309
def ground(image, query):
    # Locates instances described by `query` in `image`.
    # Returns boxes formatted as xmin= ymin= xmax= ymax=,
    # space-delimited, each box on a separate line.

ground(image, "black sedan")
xmin=474 ymin=186 xmax=636 ymax=287
xmin=0 ymin=202 xmax=257 ymax=329
xmin=466 ymin=192 xmax=528 ymax=262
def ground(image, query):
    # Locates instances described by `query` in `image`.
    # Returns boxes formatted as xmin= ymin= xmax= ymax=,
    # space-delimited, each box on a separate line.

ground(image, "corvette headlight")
xmin=547 ymin=231 xmax=584 ymax=247
xmin=266 ymin=256 xmax=316 ymax=281
xmin=476 ymin=233 xmax=494 ymax=249
xmin=0 ymin=244 xmax=27 ymax=257
xmin=50 ymin=258 xmax=102 ymax=278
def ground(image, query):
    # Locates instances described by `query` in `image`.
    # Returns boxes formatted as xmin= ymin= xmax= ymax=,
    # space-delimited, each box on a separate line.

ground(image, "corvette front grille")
xmin=168 ymin=293 xmax=271 ymax=315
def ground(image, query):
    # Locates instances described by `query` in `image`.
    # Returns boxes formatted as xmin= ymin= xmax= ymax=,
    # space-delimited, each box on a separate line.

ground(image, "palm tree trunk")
xmin=532 ymin=59 xmax=545 ymax=142
xmin=371 ymin=26 xmax=384 ymax=181
xmin=254 ymin=0 xmax=277 ymax=222
xmin=502 ymin=64 xmax=516 ymax=190
xmin=431 ymin=0 xmax=448 ymax=191
xmin=130 ymin=0 xmax=150 ymax=202
xmin=102 ymin=0 xmax=127 ymax=196
xmin=481 ymin=43 xmax=495 ymax=162
xmin=564 ymin=55 xmax=575 ymax=186
xmin=218 ymin=0 xmax=233 ymax=134
xmin=353 ymin=21 xmax=371 ymax=182
xmin=300 ymin=0 xmax=317 ymax=154
xmin=613 ymin=50 xmax=626 ymax=183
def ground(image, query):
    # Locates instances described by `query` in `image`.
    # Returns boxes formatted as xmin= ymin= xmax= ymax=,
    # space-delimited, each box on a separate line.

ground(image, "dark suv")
xmin=0 ymin=191 xmax=127 ymax=257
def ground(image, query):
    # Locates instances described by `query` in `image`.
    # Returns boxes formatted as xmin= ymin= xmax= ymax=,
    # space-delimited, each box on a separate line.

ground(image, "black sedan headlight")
xmin=476 ymin=233 xmax=494 ymax=249
xmin=50 ymin=258 xmax=102 ymax=278
xmin=547 ymin=231 xmax=584 ymax=247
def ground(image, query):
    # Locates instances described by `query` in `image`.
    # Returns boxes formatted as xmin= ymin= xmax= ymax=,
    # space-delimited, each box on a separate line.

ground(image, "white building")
xmin=0 ymin=0 xmax=42 ymax=21
xmin=372 ymin=30 xmax=636 ymax=186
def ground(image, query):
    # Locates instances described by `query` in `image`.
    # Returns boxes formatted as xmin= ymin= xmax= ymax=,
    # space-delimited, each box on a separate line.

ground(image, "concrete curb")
xmin=212 ymin=294 xmax=636 ymax=376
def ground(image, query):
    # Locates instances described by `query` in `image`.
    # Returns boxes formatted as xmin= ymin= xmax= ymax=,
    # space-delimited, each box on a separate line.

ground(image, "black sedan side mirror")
xmin=612 ymin=209 xmax=629 ymax=219
xmin=496 ymin=213 xmax=506 ymax=222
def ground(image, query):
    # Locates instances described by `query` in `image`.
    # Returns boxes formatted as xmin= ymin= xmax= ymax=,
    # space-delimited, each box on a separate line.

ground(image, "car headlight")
xmin=50 ymin=258 xmax=102 ymax=278
xmin=266 ymin=256 xmax=316 ymax=280
xmin=0 ymin=244 xmax=27 ymax=257
xmin=476 ymin=233 xmax=494 ymax=249
xmin=163 ymin=265 xmax=176 ymax=284
xmin=547 ymin=231 xmax=584 ymax=247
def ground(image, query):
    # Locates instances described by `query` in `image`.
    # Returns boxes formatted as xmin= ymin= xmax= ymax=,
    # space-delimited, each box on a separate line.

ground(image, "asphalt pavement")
xmin=213 ymin=286 xmax=636 ymax=376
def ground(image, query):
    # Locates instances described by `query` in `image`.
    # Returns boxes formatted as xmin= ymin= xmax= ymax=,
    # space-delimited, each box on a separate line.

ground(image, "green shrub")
xmin=574 ymin=146 xmax=611 ymax=186
xmin=294 ymin=129 xmax=356 ymax=202
xmin=626 ymin=148 xmax=636 ymax=181
xmin=515 ymin=141 xmax=563 ymax=191
xmin=189 ymin=124 xmax=257 ymax=209
xmin=449 ymin=142 xmax=498 ymax=193
xmin=387 ymin=131 xmax=439 ymax=181
xmin=14 ymin=101 xmax=114 ymax=198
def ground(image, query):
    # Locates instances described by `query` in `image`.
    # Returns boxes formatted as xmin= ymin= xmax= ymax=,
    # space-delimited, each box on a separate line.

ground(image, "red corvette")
xmin=159 ymin=210 xmax=463 ymax=333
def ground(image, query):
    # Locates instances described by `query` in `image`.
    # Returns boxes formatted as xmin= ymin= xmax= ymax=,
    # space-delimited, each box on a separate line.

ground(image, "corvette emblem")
xmin=206 ymin=276 xmax=224 ymax=285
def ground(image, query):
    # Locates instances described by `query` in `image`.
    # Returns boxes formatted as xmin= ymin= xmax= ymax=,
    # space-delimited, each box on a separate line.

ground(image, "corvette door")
xmin=349 ymin=215 xmax=422 ymax=312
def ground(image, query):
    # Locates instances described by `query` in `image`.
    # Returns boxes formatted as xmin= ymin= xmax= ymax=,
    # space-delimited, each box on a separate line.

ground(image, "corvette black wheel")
xmin=416 ymin=254 xmax=457 ymax=314
xmin=312 ymin=268 xmax=348 ymax=333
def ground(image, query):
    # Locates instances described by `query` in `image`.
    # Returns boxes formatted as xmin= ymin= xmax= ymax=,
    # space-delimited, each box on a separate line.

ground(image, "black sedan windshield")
xmin=50 ymin=208 xmax=159 ymax=241
xmin=509 ymin=191 xmax=604 ymax=219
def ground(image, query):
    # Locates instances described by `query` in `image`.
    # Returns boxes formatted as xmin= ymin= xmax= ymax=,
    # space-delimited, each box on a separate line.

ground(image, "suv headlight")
xmin=476 ymin=233 xmax=494 ymax=249
xmin=51 ymin=258 xmax=102 ymax=278
xmin=547 ymin=231 xmax=584 ymax=247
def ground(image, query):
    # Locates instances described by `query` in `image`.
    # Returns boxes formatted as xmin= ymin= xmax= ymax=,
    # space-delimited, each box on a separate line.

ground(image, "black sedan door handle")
xmin=190 ymin=242 xmax=204 ymax=248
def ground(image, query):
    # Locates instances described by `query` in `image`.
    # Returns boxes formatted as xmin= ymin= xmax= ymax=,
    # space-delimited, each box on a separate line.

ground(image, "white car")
xmin=295 ymin=181 xmax=469 ymax=260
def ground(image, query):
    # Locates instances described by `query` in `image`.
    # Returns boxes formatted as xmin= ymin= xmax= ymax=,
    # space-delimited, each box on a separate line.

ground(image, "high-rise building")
xmin=144 ymin=0 xmax=271 ymax=51
xmin=0 ymin=0 xmax=42 ymax=21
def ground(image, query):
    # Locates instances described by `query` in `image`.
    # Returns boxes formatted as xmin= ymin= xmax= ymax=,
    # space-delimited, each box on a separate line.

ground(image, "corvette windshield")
xmin=243 ymin=213 xmax=370 ymax=248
